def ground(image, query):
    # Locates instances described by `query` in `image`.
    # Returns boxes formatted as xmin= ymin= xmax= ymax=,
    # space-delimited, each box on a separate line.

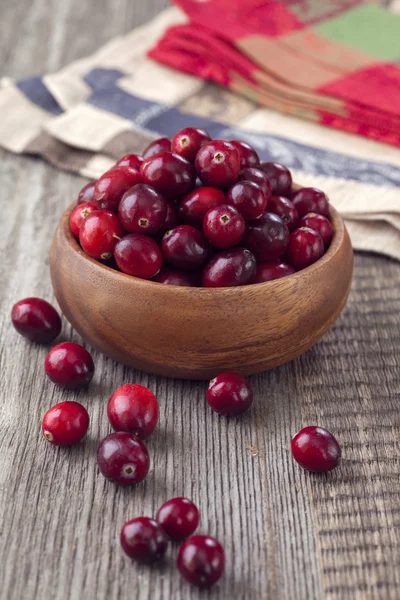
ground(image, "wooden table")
xmin=1 ymin=1 xmax=399 ymax=598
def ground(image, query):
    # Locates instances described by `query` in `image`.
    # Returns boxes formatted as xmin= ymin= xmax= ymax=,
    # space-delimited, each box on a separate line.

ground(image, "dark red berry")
xmin=227 ymin=180 xmax=268 ymax=220
xmin=143 ymin=137 xmax=171 ymax=159
xmin=152 ymin=267 xmax=197 ymax=286
xmin=177 ymin=535 xmax=224 ymax=588
xmin=120 ymin=517 xmax=168 ymax=564
xmin=207 ymin=372 xmax=253 ymax=416
xmin=195 ymin=140 xmax=240 ymax=188
xmin=158 ymin=200 xmax=180 ymax=237
xmin=77 ymin=181 xmax=96 ymax=205
xmin=291 ymin=187 xmax=330 ymax=218
xmin=97 ymin=432 xmax=150 ymax=485
xmin=118 ymin=184 xmax=167 ymax=234
xmin=239 ymin=167 xmax=272 ymax=199
xmin=114 ymin=234 xmax=162 ymax=279
xmin=115 ymin=153 xmax=144 ymax=170
xmin=299 ymin=212 xmax=333 ymax=247
xmin=260 ymin=162 xmax=292 ymax=196
xmin=268 ymin=196 xmax=299 ymax=231
xmin=230 ymin=140 xmax=260 ymax=169
xmin=179 ymin=187 xmax=226 ymax=227
xmin=243 ymin=213 xmax=289 ymax=261
xmin=291 ymin=426 xmax=341 ymax=472
xmin=107 ymin=384 xmax=159 ymax=440
xmin=140 ymin=152 xmax=195 ymax=199
xmin=79 ymin=210 xmax=123 ymax=260
xmin=171 ymin=127 xmax=211 ymax=163
xmin=11 ymin=297 xmax=61 ymax=344
xmin=251 ymin=261 xmax=295 ymax=283
xmin=69 ymin=201 xmax=97 ymax=238
xmin=202 ymin=247 xmax=256 ymax=287
xmin=93 ymin=166 xmax=142 ymax=212
xmin=203 ymin=204 xmax=245 ymax=249
xmin=162 ymin=225 xmax=210 ymax=271
xmin=42 ymin=401 xmax=89 ymax=446
xmin=287 ymin=227 xmax=324 ymax=270
xmin=44 ymin=342 xmax=94 ymax=389
xmin=156 ymin=497 xmax=200 ymax=541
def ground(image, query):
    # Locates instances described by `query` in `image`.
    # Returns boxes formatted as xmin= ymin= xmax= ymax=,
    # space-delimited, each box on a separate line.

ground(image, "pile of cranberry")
xmin=70 ymin=128 xmax=333 ymax=287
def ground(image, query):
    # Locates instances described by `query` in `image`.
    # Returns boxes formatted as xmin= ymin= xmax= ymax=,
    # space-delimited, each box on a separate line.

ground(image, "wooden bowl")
xmin=50 ymin=199 xmax=353 ymax=380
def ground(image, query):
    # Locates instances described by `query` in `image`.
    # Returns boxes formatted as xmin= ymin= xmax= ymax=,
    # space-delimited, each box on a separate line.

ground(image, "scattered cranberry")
xmin=158 ymin=200 xmax=180 ymax=237
xmin=203 ymin=204 xmax=245 ymax=249
xmin=291 ymin=187 xmax=330 ymax=218
xmin=120 ymin=517 xmax=168 ymax=564
xmin=115 ymin=153 xmax=144 ymax=171
xmin=239 ymin=167 xmax=272 ymax=198
xmin=77 ymin=181 xmax=96 ymax=205
xmin=114 ymin=234 xmax=162 ymax=279
xmin=243 ymin=213 xmax=289 ymax=261
xmin=195 ymin=140 xmax=240 ymax=188
xmin=140 ymin=152 xmax=195 ymax=199
xmin=152 ymin=267 xmax=197 ymax=286
xmin=291 ymin=426 xmax=341 ymax=472
xmin=44 ymin=342 xmax=94 ymax=389
xmin=230 ymin=140 xmax=260 ymax=169
xmin=97 ymin=432 xmax=150 ymax=485
xmin=156 ymin=497 xmax=199 ymax=541
xmin=251 ymin=261 xmax=295 ymax=283
xmin=260 ymin=162 xmax=292 ymax=196
xmin=287 ymin=227 xmax=324 ymax=270
xmin=42 ymin=401 xmax=89 ymax=446
xmin=143 ymin=137 xmax=171 ymax=159
xmin=69 ymin=201 xmax=97 ymax=238
xmin=227 ymin=180 xmax=268 ymax=220
xmin=162 ymin=225 xmax=210 ymax=271
xmin=177 ymin=535 xmax=224 ymax=588
xmin=79 ymin=210 xmax=123 ymax=260
xmin=268 ymin=196 xmax=299 ymax=231
xmin=207 ymin=372 xmax=253 ymax=416
xmin=93 ymin=166 xmax=142 ymax=212
xmin=171 ymin=127 xmax=211 ymax=163
xmin=203 ymin=247 xmax=256 ymax=287
xmin=299 ymin=212 xmax=333 ymax=247
xmin=118 ymin=184 xmax=167 ymax=234
xmin=11 ymin=297 xmax=61 ymax=344
xmin=107 ymin=384 xmax=159 ymax=439
xmin=179 ymin=187 xmax=226 ymax=227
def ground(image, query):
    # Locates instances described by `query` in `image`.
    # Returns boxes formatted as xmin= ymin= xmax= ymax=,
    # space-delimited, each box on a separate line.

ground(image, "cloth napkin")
xmin=0 ymin=6 xmax=400 ymax=259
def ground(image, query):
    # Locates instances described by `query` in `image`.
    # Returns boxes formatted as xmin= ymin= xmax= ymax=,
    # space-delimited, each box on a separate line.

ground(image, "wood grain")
xmin=0 ymin=1 xmax=399 ymax=599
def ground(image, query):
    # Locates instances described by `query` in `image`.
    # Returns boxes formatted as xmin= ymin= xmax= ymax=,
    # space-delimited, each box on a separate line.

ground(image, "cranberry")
xmin=243 ymin=213 xmax=289 ymax=261
xmin=291 ymin=187 xmax=330 ymax=218
xmin=227 ymin=180 xmax=268 ymax=220
xmin=11 ymin=297 xmax=61 ymax=344
xmin=114 ymin=234 xmax=162 ymax=279
xmin=77 ymin=181 xmax=96 ymax=205
xmin=291 ymin=426 xmax=341 ymax=472
xmin=143 ymin=137 xmax=171 ymax=159
xmin=97 ymin=432 xmax=150 ymax=485
xmin=239 ymin=167 xmax=272 ymax=199
xmin=79 ymin=210 xmax=123 ymax=260
xmin=118 ymin=184 xmax=167 ymax=234
xmin=230 ymin=140 xmax=260 ymax=169
xmin=93 ymin=166 xmax=142 ymax=212
xmin=140 ymin=152 xmax=195 ymax=199
xmin=251 ymin=261 xmax=295 ymax=283
xmin=207 ymin=372 xmax=253 ymax=416
xmin=260 ymin=162 xmax=292 ymax=196
xmin=195 ymin=140 xmax=240 ymax=188
xmin=107 ymin=384 xmax=159 ymax=439
xmin=44 ymin=342 xmax=94 ymax=389
xmin=177 ymin=535 xmax=224 ymax=588
xmin=287 ymin=227 xmax=324 ymax=270
xmin=158 ymin=200 xmax=180 ymax=237
xmin=69 ymin=201 xmax=97 ymax=238
xmin=120 ymin=517 xmax=168 ymax=564
xmin=171 ymin=127 xmax=211 ymax=163
xmin=156 ymin=497 xmax=199 ymax=541
xmin=162 ymin=225 xmax=210 ymax=271
xmin=115 ymin=153 xmax=143 ymax=170
xmin=42 ymin=401 xmax=89 ymax=446
xmin=179 ymin=187 xmax=226 ymax=227
xmin=152 ymin=267 xmax=197 ymax=286
xmin=203 ymin=205 xmax=245 ymax=249
xmin=299 ymin=213 xmax=333 ymax=247
xmin=203 ymin=247 xmax=256 ymax=287
xmin=268 ymin=196 xmax=299 ymax=231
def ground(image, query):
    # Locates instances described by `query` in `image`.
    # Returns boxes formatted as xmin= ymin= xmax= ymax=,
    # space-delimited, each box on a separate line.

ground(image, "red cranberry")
xmin=140 ymin=152 xmax=195 ymax=199
xmin=227 ymin=180 xmax=268 ymax=220
xmin=69 ymin=201 xmax=97 ymax=238
xmin=77 ymin=181 xmax=96 ymax=205
xmin=11 ymin=297 xmax=61 ymax=344
xmin=260 ymin=162 xmax=292 ymax=196
xmin=202 ymin=247 xmax=256 ymax=287
xmin=243 ymin=213 xmax=289 ymax=261
xmin=239 ymin=167 xmax=272 ymax=199
xmin=118 ymin=184 xmax=167 ymax=234
xmin=44 ymin=342 xmax=94 ymax=389
xmin=97 ymin=432 xmax=150 ymax=485
xmin=251 ymin=261 xmax=295 ymax=283
xmin=268 ymin=196 xmax=299 ymax=231
xmin=207 ymin=372 xmax=253 ymax=416
xmin=195 ymin=140 xmax=240 ymax=188
xmin=107 ymin=384 xmax=159 ymax=439
xmin=230 ymin=140 xmax=260 ymax=169
xmin=158 ymin=200 xmax=180 ymax=237
xmin=162 ymin=225 xmax=210 ymax=271
xmin=152 ymin=267 xmax=197 ymax=286
xmin=79 ymin=210 xmax=123 ymax=260
xmin=120 ymin=517 xmax=168 ymax=564
xmin=299 ymin=212 xmax=333 ymax=247
xmin=171 ymin=127 xmax=211 ymax=163
xmin=177 ymin=535 xmax=224 ymax=588
xmin=143 ymin=137 xmax=171 ymax=159
xmin=156 ymin=497 xmax=199 ymax=541
xmin=115 ymin=153 xmax=143 ymax=170
xmin=291 ymin=426 xmax=341 ymax=472
xmin=42 ymin=401 xmax=89 ymax=446
xmin=93 ymin=166 xmax=142 ymax=212
xmin=287 ymin=227 xmax=324 ymax=270
xmin=179 ymin=187 xmax=226 ymax=227
xmin=114 ymin=234 xmax=162 ymax=279
xmin=203 ymin=205 xmax=245 ymax=249
xmin=291 ymin=187 xmax=330 ymax=218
